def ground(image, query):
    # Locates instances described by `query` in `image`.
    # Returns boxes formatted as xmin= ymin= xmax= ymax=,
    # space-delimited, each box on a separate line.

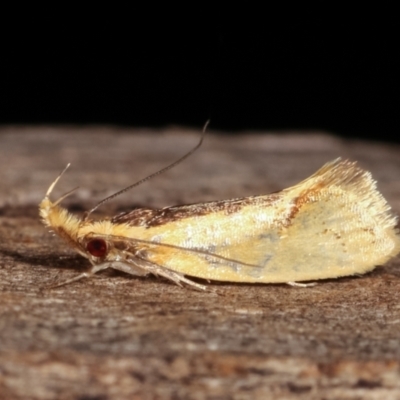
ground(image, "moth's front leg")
xmin=105 ymin=259 xmax=150 ymax=277
xmin=110 ymin=253 xmax=207 ymax=291
xmin=44 ymin=262 xmax=111 ymax=289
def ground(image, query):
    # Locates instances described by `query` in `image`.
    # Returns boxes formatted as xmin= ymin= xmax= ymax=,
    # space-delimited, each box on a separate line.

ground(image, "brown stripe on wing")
xmin=111 ymin=208 xmax=160 ymax=227
xmin=111 ymin=195 xmax=281 ymax=228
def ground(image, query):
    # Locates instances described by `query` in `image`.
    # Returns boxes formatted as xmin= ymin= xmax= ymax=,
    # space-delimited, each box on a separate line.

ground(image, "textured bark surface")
xmin=1 ymin=126 xmax=400 ymax=399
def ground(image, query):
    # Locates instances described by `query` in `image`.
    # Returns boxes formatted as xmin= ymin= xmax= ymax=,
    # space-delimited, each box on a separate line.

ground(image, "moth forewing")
xmin=39 ymin=158 xmax=400 ymax=289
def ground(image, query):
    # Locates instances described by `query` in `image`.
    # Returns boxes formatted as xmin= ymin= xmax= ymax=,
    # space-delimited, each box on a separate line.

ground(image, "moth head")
xmin=83 ymin=234 xmax=134 ymax=263
xmin=39 ymin=164 xmax=83 ymax=250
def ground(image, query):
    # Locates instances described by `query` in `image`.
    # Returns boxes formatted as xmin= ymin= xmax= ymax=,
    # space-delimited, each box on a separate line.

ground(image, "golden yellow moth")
xmin=39 ymin=142 xmax=400 ymax=290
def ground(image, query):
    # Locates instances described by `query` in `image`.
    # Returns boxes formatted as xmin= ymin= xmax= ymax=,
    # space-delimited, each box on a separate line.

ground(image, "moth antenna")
xmin=84 ymin=120 xmax=210 ymax=220
xmin=45 ymin=163 xmax=71 ymax=197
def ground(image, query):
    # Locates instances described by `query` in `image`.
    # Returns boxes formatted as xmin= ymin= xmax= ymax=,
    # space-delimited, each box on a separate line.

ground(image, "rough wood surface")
xmin=1 ymin=126 xmax=400 ymax=399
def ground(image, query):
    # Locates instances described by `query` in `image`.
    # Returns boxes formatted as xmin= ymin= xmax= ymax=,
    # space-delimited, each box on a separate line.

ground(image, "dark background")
xmin=1 ymin=21 xmax=398 ymax=142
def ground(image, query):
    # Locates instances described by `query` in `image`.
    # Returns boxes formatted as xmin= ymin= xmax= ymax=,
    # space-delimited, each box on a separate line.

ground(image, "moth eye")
xmin=86 ymin=239 xmax=108 ymax=258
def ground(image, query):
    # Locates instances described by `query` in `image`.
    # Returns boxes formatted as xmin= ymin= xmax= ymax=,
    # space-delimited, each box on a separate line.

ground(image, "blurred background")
xmin=1 ymin=19 xmax=398 ymax=142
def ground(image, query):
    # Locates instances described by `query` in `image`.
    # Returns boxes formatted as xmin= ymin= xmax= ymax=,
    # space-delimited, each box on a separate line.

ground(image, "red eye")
xmin=86 ymin=239 xmax=108 ymax=258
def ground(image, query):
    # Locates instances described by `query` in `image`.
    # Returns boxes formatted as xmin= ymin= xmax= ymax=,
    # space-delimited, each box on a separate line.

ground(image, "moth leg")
xmin=287 ymin=281 xmax=317 ymax=287
xmin=44 ymin=263 xmax=110 ymax=289
xmin=106 ymin=260 xmax=150 ymax=276
xmin=153 ymin=268 xmax=207 ymax=291
xmin=110 ymin=258 xmax=207 ymax=291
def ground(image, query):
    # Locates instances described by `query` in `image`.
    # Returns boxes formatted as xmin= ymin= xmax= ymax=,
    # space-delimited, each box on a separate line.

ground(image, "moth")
xmin=40 ymin=137 xmax=400 ymax=290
